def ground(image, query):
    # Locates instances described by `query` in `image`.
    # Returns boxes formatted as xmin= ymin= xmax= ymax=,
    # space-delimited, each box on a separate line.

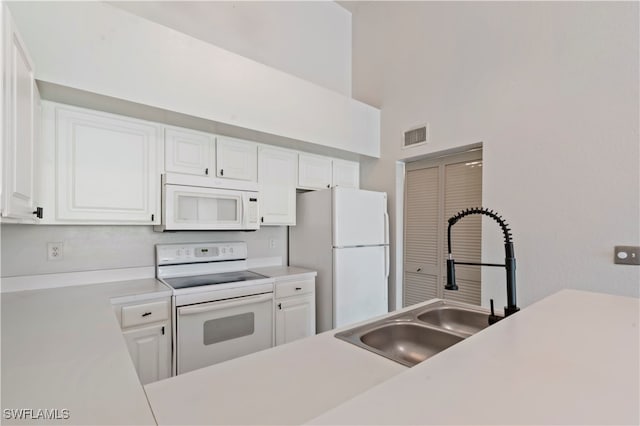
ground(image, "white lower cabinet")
xmin=114 ymin=298 xmax=171 ymax=385
xmin=123 ymin=322 xmax=171 ymax=385
xmin=275 ymin=277 xmax=316 ymax=345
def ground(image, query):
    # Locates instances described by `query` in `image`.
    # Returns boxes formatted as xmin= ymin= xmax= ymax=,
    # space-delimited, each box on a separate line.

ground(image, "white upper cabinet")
xmin=258 ymin=146 xmax=297 ymax=226
xmin=298 ymin=154 xmax=332 ymax=190
xmin=332 ymin=159 xmax=360 ymax=189
xmin=54 ymin=104 xmax=162 ymax=224
xmin=216 ymin=136 xmax=257 ymax=182
xmin=165 ymin=127 xmax=215 ymax=176
xmin=298 ymin=154 xmax=360 ymax=190
xmin=1 ymin=5 xmax=40 ymax=221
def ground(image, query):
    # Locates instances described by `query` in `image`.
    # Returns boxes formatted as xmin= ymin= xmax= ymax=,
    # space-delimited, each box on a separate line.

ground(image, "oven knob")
xmin=229 ymin=247 xmax=234 ymax=254
xmin=221 ymin=248 xmax=226 ymax=254
xmin=177 ymin=249 xmax=183 ymax=257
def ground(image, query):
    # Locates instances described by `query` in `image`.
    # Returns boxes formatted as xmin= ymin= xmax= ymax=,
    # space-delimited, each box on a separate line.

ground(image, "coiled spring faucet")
xmin=446 ymin=207 xmax=520 ymax=322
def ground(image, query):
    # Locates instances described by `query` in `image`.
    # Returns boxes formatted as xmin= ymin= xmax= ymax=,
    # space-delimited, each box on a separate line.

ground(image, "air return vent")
xmin=403 ymin=124 xmax=429 ymax=148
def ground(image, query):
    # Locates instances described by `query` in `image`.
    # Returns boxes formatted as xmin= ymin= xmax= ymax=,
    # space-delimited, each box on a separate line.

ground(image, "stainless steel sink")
xmin=359 ymin=322 xmax=464 ymax=367
xmin=335 ymin=300 xmax=492 ymax=367
xmin=417 ymin=305 xmax=491 ymax=336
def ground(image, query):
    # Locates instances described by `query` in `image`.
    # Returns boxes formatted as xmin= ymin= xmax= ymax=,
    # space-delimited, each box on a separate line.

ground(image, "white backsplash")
xmin=0 ymin=224 xmax=287 ymax=278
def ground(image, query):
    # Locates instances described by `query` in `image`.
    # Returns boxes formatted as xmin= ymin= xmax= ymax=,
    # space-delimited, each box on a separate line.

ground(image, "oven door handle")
xmin=178 ymin=293 xmax=273 ymax=316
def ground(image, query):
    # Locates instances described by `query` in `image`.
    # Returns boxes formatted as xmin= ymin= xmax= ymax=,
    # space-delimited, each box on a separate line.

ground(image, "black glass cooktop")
xmin=164 ymin=270 xmax=268 ymax=290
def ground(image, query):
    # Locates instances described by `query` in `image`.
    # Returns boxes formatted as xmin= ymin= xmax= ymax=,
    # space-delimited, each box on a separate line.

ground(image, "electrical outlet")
xmin=47 ymin=242 xmax=64 ymax=261
xmin=269 ymin=238 xmax=277 ymax=249
xmin=614 ymin=246 xmax=640 ymax=265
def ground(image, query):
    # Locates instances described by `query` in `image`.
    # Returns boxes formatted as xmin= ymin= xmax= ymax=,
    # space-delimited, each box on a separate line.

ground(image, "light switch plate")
xmin=614 ymin=246 xmax=640 ymax=265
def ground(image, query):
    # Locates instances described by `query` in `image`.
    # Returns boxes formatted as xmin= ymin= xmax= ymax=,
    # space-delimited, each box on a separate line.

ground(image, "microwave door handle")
xmin=178 ymin=293 xmax=273 ymax=316
xmin=240 ymin=194 xmax=247 ymax=227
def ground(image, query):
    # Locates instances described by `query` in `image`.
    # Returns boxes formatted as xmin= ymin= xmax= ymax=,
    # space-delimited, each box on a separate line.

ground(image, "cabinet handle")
xmin=417 ymin=268 xmax=422 ymax=272
xmin=205 ymin=168 xmax=209 ymax=175
xmin=278 ymin=303 xmax=282 ymax=310
xmin=295 ymin=287 xmax=302 ymax=291
xmin=161 ymin=326 xmax=165 ymax=335
xmin=261 ymin=217 xmax=264 ymax=223
xmin=220 ymin=169 xmax=224 ymax=176
xmin=32 ymin=207 xmax=43 ymax=219
xmin=151 ymin=214 xmax=155 ymax=222
xmin=142 ymin=312 xmax=152 ymax=317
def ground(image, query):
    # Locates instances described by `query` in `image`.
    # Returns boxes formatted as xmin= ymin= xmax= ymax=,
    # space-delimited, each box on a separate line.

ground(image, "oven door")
xmin=176 ymin=292 xmax=274 ymax=374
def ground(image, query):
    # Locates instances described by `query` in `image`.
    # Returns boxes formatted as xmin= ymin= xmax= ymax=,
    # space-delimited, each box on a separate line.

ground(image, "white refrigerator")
xmin=289 ymin=187 xmax=389 ymax=333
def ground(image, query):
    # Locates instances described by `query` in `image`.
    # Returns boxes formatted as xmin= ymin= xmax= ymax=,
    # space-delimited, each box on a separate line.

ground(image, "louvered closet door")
xmin=403 ymin=152 xmax=482 ymax=307
xmin=443 ymin=161 xmax=482 ymax=305
xmin=404 ymin=167 xmax=440 ymax=306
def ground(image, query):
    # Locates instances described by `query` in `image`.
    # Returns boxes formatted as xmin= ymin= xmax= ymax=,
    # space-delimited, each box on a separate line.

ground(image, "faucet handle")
xmin=488 ymin=299 xmax=503 ymax=325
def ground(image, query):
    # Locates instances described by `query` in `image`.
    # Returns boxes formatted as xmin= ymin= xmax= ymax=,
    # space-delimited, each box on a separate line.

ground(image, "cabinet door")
xmin=332 ymin=159 xmax=360 ymax=189
xmin=216 ymin=136 xmax=257 ymax=181
xmin=275 ymin=294 xmax=315 ymax=346
xmin=258 ymin=146 xmax=296 ymax=225
xmin=56 ymin=105 xmax=162 ymax=223
xmin=1 ymin=7 xmax=38 ymax=220
xmin=165 ymin=127 xmax=214 ymax=176
xmin=123 ymin=322 xmax=171 ymax=385
xmin=298 ymin=154 xmax=332 ymax=190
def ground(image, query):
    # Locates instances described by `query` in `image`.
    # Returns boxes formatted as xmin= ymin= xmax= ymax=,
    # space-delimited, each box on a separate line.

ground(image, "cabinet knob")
xmin=417 ymin=268 xmax=422 ymax=272
xmin=327 ymin=184 xmax=330 ymax=188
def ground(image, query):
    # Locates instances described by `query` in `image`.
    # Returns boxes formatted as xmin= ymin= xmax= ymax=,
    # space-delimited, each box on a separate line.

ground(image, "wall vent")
xmin=403 ymin=124 xmax=429 ymax=148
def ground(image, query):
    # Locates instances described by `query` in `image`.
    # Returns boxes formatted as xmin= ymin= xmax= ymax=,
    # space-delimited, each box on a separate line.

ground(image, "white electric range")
xmin=156 ymin=242 xmax=275 ymax=375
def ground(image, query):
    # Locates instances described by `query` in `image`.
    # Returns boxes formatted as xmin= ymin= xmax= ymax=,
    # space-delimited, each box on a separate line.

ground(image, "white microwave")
xmin=155 ymin=173 xmax=260 ymax=231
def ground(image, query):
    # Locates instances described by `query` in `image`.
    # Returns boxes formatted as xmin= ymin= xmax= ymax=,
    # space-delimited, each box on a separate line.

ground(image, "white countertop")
xmin=144 ymin=322 xmax=405 ymax=425
xmin=2 ymin=282 xmax=637 ymax=425
xmin=249 ymin=265 xmax=317 ymax=280
xmin=0 ymin=278 xmax=171 ymax=425
xmin=307 ymin=290 xmax=640 ymax=425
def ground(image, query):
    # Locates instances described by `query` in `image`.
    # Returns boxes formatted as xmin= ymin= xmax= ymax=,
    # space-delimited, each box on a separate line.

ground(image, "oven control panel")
xmin=156 ymin=242 xmax=248 ymax=265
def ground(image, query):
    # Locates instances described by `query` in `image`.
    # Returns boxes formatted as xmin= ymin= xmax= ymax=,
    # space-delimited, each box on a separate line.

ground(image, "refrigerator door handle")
xmin=384 ymin=245 xmax=390 ymax=279
xmin=384 ymin=210 xmax=389 ymax=245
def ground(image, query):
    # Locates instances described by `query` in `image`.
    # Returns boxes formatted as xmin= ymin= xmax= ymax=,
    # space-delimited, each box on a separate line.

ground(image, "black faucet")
xmin=445 ymin=207 xmax=519 ymax=323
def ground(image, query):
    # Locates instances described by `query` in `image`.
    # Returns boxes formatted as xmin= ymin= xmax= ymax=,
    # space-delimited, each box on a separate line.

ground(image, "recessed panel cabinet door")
xmin=216 ymin=136 xmax=257 ymax=181
xmin=123 ymin=323 xmax=171 ymax=385
xmin=258 ymin=146 xmax=296 ymax=225
xmin=275 ymin=294 xmax=315 ymax=346
xmin=332 ymin=159 xmax=359 ymax=189
xmin=1 ymin=7 xmax=38 ymax=220
xmin=298 ymin=154 xmax=332 ymax=190
xmin=165 ymin=127 xmax=214 ymax=176
xmin=56 ymin=106 xmax=162 ymax=223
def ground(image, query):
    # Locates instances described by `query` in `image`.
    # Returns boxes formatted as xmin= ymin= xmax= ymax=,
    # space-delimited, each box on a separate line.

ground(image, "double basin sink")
xmin=335 ymin=300 xmax=492 ymax=367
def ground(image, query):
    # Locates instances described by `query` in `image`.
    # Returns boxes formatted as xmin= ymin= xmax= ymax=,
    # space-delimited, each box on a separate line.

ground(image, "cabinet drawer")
xmin=121 ymin=301 xmax=169 ymax=328
xmin=276 ymin=279 xmax=314 ymax=299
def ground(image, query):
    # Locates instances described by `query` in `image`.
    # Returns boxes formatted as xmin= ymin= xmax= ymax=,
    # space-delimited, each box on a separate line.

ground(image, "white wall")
xmin=353 ymin=2 xmax=640 ymax=308
xmin=8 ymin=1 xmax=379 ymax=157
xmin=0 ymin=225 xmax=287 ymax=278
xmin=109 ymin=1 xmax=352 ymax=96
